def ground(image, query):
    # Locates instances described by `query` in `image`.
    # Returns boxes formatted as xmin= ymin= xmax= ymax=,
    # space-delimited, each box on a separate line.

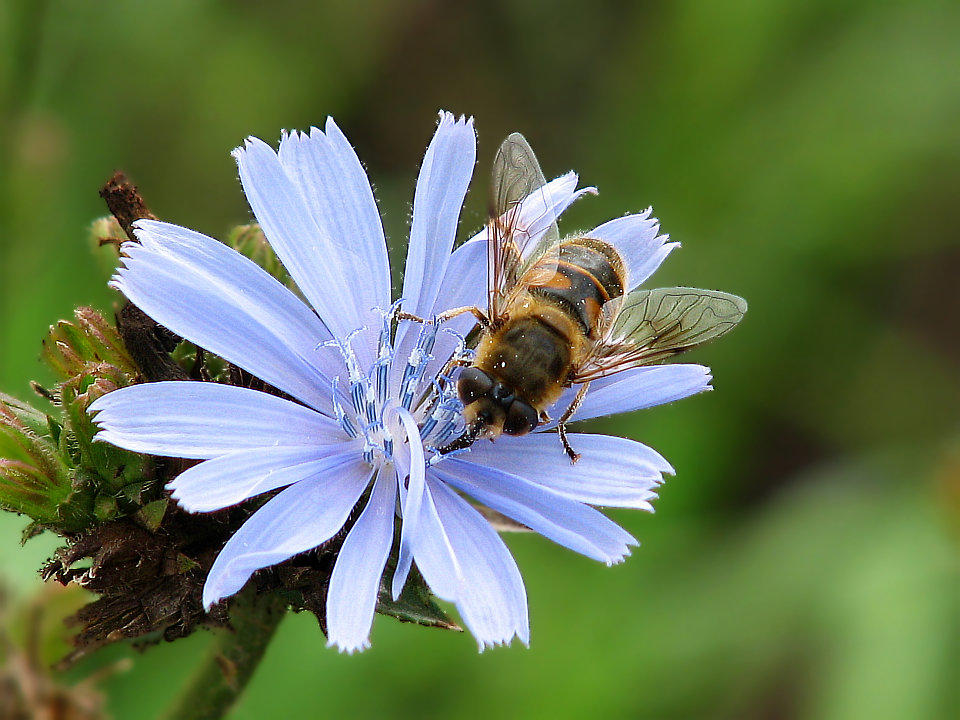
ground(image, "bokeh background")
xmin=2 ymin=1 xmax=959 ymax=718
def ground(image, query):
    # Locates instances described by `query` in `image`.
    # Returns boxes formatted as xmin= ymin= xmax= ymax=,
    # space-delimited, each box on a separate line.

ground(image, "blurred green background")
xmin=2 ymin=0 xmax=960 ymax=718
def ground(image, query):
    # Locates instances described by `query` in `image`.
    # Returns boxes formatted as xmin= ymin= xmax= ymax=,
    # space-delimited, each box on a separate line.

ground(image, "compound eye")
xmin=503 ymin=399 xmax=539 ymax=436
xmin=458 ymin=367 xmax=494 ymax=405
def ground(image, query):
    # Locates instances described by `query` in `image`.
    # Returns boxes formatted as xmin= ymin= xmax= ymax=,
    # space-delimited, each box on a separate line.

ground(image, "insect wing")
xmin=488 ymin=133 xmax=560 ymax=318
xmin=574 ymin=287 xmax=747 ymax=381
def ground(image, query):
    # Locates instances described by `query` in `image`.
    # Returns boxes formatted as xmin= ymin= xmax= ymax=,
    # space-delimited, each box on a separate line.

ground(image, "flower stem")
xmin=157 ymin=588 xmax=287 ymax=720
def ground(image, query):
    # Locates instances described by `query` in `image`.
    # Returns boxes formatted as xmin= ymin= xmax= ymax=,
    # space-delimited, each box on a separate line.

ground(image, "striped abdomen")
xmin=526 ymin=238 xmax=625 ymax=337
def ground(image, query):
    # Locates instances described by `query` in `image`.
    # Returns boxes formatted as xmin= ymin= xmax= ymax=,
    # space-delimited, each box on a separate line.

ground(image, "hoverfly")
xmin=439 ymin=133 xmax=746 ymax=461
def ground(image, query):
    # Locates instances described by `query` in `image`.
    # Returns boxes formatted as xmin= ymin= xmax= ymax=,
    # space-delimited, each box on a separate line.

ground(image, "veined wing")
xmin=488 ymin=133 xmax=560 ymax=320
xmin=573 ymin=287 xmax=747 ymax=382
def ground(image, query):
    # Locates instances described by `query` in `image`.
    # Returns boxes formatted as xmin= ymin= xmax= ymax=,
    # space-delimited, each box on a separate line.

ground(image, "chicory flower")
xmin=89 ymin=112 xmax=711 ymax=652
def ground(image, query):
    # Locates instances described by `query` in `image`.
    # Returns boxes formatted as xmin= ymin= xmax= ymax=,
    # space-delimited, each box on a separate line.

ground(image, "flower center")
xmin=321 ymin=306 xmax=467 ymax=467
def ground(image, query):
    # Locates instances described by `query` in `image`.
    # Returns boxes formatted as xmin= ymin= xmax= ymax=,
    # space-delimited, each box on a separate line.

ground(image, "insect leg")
xmin=556 ymin=382 xmax=592 ymax=463
xmin=394 ymin=310 xmax=428 ymax=324
xmin=436 ymin=353 xmax=473 ymax=385
xmin=427 ymin=305 xmax=490 ymax=382
xmin=558 ymin=424 xmax=579 ymax=463
xmin=435 ymin=305 xmax=490 ymax=327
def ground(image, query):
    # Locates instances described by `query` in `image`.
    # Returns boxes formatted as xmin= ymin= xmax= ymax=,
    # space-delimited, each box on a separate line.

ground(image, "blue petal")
xmin=202 ymin=461 xmax=374 ymax=608
xmin=547 ymin=364 xmax=713 ymax=426
xmin=390 ymin=461 xmax=415 ymax=600
xmin=121 ymin=221 xmax=336 ymax=410
xmin=403 ymin=478 xmax=460 ymax=600
xmin=326 ymin=472 xmax=397 ymax=653
xmin=401 ymin=112 xmax=476 ymax=320
xmin=588 ymin=209 xmax=678 ymax=290
xmin=433 ymin=462 xmax=636 ymax=564
xmin=234 ymin=137 xmax=375 ymax=344
xmin=394 ymin=408 xmax=426 ymax=589
xmin=434 ymin=234 xmax=486 ymax=320
xmin=169 ymin=443 xmax=361 ymax=512
xmin=276 ymin=120 xmax=391 ymax=339
xmin=89 ymin=382 xmax=341 ymax=459
xmin=411 ymin=477 xmax=529 ymax=649
xmin=458 ymin=432 xmax=670 ymax=509
xmin=511 ymin=173 xmax=597 ymax=265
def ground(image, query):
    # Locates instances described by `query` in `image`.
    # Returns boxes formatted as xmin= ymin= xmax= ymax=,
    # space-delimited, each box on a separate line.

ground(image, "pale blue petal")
xmin=276 ymin=119 xmax=390 ymax=336
xmin=169 ymin=444 xmax=361 ymax=512
xmin=547 ymin=364 xmax=713 ymax=426
xmin=588 ymin=210 xmax=678 ymax=290
xmin=433 ymin=462 xmax=636 ymax=564
xmin=394 ymin=408 xmax=426 ymax=595
xmin=412 ymin=477 xmax=528 ymax=649
xmin=120 ymin=221 xmax=336 ymax=410
xmin=234 ymin=137 xmax=370 ymax=342
xmin=401 ymin=112 xmax=476 ymax=320
xmin=416 ymin=231 xmax=486 ymax=392
xmin=404 ymin=477 xmax=462 ymax=602
xmin=202 ymin=462 xmax=373 ymax=608
xmin=424 ymin=479 xmax=530 ymax=650
xmin=390 ymin=468 xmax=414 ymax=601
xmin=434 ymin=234 xmax=487 ymax=321
xmin=384 ymin=113 xmax=476 ymax=395
xmin=512 ymin=174 xmax=598 ymax=264
xmin=459 ymin=432 xmax=670 ymax=509
xmin=326 ymin=473 xmax=397 ymax=653
xmin=627 ymin=242 xmax=679 ymax=290
xmin=89 ymin=382 xmax=341 ymax=459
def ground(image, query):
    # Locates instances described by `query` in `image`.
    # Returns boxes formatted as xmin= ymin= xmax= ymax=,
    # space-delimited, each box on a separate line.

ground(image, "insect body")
xmin=443 ymin=133 xmax=746 ymax=461
xmin=458 ymin=237 xmax=624 ymax=441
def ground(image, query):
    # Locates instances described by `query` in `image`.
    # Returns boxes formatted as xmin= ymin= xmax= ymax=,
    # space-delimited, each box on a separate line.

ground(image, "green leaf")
xmin=134 ymin=499 xmax=168 ymax=533
xmin=376 ymin=567 xmax=460 ymax=631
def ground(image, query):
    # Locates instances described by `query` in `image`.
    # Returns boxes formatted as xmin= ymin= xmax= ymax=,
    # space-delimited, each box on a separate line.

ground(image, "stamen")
xmin=382 ymin=422 xmax=394 ymax=459
xmin=351 ymin=381 xmax=366 ymax=420
xmin=441 ymin=325 xmax=468 ymax=357
xmin=419 ymin=385 xmax=461 ymax=442
xmin=400 ymin=321 xmax=439 ymax=410
xmin=318 ymin=333 xmax=369 ymax=419
xmin=330 ymin=377 xmax=358 ymax=438
xmin=363 ymin=378 xmax=377 ymax=425
xmin=431 ymin=417 xmax=461 ymax=446
xmin=362 ymin=419 xmax=382 ymax=464
xmin=419 ymin=319 xmax=438 ymax=355
xmin=320 ymin=309 xmax=468 ymax=472
xmin=426 ymin=444 xmax=470 ymax=467
xmin=374 ymin=301 xmax=403 ymax=407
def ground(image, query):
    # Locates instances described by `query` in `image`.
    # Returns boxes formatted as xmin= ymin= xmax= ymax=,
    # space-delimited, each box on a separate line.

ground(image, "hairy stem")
xmin=157 ymin=589 xmax=287 ymax=720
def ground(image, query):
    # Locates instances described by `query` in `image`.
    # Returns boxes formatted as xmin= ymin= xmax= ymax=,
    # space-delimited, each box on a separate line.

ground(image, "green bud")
xmin=42 ymin=307 xmax=138 ymax=383
xmin=225 ymin=224 xmax=295 ymax=289
xmin=0 ymin=306 xmax=160 ymax=535
xmin=0 ymin=394 xmax=90 ymax=533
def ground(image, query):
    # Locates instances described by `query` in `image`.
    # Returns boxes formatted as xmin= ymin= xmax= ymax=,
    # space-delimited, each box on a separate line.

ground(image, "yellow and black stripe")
xmin=527 ymin=238 xmax=625 ymax=337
